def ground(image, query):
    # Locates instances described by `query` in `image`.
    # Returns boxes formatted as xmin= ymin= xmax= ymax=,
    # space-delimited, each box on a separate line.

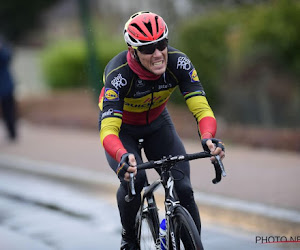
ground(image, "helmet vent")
xmin=143 ymin=21 xmax=153 ymax=36
xmin=131 ymin=23 xmax=147 ymax=37
xmin=155 ymin=16 xmax=159 ymax=35
xmin=128 ymin=35 xmax=138 ymax=43
xmin=131 ymin=13 xmax=139 ymax=18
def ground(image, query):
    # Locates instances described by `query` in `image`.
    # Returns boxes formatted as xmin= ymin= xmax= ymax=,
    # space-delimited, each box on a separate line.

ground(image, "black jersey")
xmin=99 ymin=46 xmax=215 ymax=159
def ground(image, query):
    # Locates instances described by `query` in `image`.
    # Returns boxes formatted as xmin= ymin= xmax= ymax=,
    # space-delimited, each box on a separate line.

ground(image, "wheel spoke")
xmin=138 ymin=212 xmax=159 ymax=250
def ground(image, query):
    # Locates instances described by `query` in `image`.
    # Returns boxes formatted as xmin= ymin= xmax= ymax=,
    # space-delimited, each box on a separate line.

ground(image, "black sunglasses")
xmin=137 ymin=39 xmax=168 ymax=54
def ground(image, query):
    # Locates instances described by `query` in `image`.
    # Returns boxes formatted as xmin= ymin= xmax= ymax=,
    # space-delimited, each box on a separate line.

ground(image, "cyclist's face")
xmin=137 ymin=47 xmax=168 ymax=76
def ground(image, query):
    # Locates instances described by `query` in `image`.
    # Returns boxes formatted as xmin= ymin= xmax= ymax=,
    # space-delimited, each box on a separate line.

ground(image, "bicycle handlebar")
xmin=125 ymin=151 xmax=226 ymax=202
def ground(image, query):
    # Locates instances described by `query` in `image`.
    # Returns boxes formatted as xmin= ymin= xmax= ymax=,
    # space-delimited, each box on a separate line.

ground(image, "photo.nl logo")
xmin=256 ymin=236 xmax=300 ymax=244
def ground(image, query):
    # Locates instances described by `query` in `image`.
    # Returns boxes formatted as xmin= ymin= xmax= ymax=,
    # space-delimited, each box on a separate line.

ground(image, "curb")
xmin=0 ymin=153 xmax=299 ymax=236
xmin=194 ymin=193 xmax=300 ymax=236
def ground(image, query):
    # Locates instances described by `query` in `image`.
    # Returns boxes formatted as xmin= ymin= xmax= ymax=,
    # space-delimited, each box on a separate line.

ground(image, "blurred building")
xmin=40 ymin=0 xmax=193 ymax=42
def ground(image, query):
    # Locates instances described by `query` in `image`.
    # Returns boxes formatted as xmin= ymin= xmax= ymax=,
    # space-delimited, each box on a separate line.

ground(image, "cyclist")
xmin=98 ymin=11 xmax=225 ymax=250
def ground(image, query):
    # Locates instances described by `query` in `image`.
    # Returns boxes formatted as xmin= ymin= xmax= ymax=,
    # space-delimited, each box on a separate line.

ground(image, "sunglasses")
xmin=137 ymin=39 xmax=168 ymax=54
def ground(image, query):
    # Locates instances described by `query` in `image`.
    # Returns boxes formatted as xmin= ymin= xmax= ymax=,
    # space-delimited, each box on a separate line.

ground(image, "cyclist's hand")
xmin=116 ymin=153 xmax=137 ymax=181
xmin=201 ymin=138 xmax=225 ymax=162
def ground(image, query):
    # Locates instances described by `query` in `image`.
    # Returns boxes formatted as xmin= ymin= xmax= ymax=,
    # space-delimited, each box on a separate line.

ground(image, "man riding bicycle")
xmin=98 ymin=11 xmax=225 ymax=250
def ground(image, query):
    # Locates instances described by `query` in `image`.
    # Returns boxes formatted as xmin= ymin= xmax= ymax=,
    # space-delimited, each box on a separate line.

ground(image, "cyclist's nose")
xmin=152 ymin=48 xmax=163 ymax=56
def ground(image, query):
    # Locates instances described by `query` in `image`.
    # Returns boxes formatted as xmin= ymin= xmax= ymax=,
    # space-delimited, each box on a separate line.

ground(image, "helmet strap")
xmin=133 ymin=49 xmax=140 ymax=63
xmin=133 ymin=49 xmax=151 ymax=72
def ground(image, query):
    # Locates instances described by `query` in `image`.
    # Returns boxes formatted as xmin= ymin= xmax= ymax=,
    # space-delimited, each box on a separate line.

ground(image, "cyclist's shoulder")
xmin=167 ymin=46 xmax=190 ymax=61
xmin=167 ymin=46 xmax=193 ymax=74
xmin=104 ymin=50 xmax=134 ymax=91
xmin=105 ymin=50 xmax=131 ymax=79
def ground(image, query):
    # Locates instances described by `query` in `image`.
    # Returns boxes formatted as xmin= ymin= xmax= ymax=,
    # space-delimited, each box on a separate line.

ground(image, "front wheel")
xmin=136 ymin=198 xmax=160 ymax=249
xmin=170 ymin=206 xmax=203 ymax=250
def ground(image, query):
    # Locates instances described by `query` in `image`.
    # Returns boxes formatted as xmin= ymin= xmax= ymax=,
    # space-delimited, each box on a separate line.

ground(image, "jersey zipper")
xmin=146 ymin=85 xmax=155 ymax=124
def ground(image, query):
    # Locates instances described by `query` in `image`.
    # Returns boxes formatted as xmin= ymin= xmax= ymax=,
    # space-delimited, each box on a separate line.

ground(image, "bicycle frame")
xmin=138 ymin=163 xmax=195 ymax=249
xmin=130 ymin=140 xmax=226 ymax=249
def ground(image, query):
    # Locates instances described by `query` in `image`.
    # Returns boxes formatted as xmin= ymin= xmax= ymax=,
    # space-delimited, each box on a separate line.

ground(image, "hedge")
xmin=176 ymin=0 xmax=300 ymax=109
xmin=41 ymin=0 xmax=299 ymax=113
xmin=41 ymin=36 xmax=126 ymax=90
xmin=241 ymin=0 xmax=300 ymax=76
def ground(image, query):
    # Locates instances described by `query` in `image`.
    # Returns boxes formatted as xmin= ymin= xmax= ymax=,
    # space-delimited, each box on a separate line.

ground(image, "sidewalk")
xmin=1 ymin=121 xmax=300 ymax=236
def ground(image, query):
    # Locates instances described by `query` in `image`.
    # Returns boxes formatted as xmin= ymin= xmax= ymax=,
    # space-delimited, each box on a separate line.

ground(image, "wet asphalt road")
xmin=1 ymin=167 xmax=298 ymax=250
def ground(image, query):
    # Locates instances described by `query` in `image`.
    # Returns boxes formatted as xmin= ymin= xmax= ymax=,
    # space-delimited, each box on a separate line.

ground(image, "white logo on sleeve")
xmin=101 ymin=108 xmax=114 ymax=119
xmin=177 ymin=57 xmax=191 ymax=70
xmin=111 ymin=74 xmax=127 ymax=90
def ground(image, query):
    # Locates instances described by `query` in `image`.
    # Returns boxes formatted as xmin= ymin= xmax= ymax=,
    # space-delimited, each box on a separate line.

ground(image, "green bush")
xmin=41 ymin=0 xmax=300 ymax=118
xmin=241 ymin=0 xmax=300 ymax=76
xmin=41 ymin=36 xmax=126 ymax=90
xmin=176 ymin=9 xmax=240 ymax=108
xmin=41 ymin=41 xmax=88 ymax=89
xmin=175 ymin=1 xmax=300 ymax=110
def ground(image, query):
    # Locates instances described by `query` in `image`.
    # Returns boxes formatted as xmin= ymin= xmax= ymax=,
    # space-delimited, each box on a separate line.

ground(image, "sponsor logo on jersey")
xmin=111 ymin=73 xmax=127 ymax=90
xmin=101 ymin=108 xmax=122 ymax=119
xmin=136 ymin=79 xmax=145 ymax=88
xmin=101 ymin=108 xmax=114 ymax=119
xmin=133 ymin=90 xmax=151 ymax=97
xmin=177 ymin=56 xmax=191 ymax=70
xmin=104 ymin=88 xmax=119 ymax=101
xmin=158 ymin=83 xmax=172 ymax=90
xmin=189 ymin=68 xmax=200 ymax=82
xmin=124 ymin=95 xmax=168 ymax=111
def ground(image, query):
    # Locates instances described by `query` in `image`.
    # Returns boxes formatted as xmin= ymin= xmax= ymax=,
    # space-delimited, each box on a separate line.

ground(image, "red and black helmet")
xmin=124 ymin=11 xmax=168 ymax=47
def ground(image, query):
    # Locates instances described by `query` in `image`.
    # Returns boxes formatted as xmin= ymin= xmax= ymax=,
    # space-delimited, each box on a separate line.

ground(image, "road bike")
xmin=125 ymin=139 xmax=226 ymax=250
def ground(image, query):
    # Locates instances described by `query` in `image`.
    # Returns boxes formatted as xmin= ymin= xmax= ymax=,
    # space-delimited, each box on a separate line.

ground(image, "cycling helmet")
xmin=124 ymin=11 xmax=168 ymax=47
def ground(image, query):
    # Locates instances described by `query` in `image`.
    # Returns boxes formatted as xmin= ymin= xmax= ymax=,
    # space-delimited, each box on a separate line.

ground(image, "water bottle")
xmin=159 ymin=219 xmax=167 ymax=250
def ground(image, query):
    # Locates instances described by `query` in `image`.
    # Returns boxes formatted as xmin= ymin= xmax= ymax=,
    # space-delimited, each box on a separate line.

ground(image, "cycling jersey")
xmin=99 ymin=46 xmax=217 ymax=161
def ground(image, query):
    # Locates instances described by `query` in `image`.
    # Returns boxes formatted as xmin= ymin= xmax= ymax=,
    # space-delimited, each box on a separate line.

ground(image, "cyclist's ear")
xmin=128 ymin=47 xmax=135 ymax=58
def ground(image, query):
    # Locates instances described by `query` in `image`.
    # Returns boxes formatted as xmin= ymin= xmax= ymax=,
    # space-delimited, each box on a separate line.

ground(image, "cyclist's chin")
xmin=150 ymin=65 xmax=167 ymax=76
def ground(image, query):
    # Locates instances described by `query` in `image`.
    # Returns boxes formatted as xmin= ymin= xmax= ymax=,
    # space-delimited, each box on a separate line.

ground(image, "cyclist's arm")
xmin=184 ymin=94 xmax=216 ymax=139
xmin=168 ymin=49 xmax=216 ymax=139
xmin=185 ymin=93 xmax=225 ymax=159
xmin=177 ymin=65 xmax=224 ymax=159
xmin=100 ymin=116 xmax=127 ymax=161
xmin=176 ymin=68 xmax=216 ymax=139
xmin=99 ymin=73 xmax=129 ymax=162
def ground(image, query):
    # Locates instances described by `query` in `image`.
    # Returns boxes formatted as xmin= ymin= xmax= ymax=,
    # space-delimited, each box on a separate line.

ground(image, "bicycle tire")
xmin=136 ymin=198 xmax=160 ymax=249
xmin=170 ymin=206 xmax=203 ymax=250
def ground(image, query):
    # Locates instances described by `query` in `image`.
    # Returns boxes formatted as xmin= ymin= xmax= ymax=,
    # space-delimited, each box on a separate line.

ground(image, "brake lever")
xmin=216 ymin=155 xmax=227 ymax=177
xmin=125 ymin=172 xmax=136 ymax=202
xmin=212 ymin=155 xmax=226 ymax=184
